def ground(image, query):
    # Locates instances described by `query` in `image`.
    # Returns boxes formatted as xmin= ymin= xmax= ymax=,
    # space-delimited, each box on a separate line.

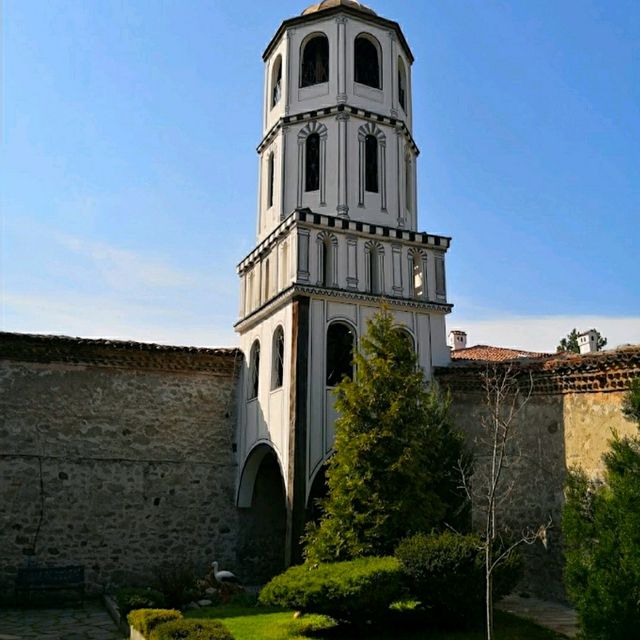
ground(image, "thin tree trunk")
xmin=486 ymin=540 xmax=494 ymax=640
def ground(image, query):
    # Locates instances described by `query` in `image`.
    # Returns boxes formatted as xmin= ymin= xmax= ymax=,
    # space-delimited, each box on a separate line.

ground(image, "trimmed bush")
xmin=395 ymin=531 xmax=522 ymax=626
xmin=128 ymin=609 xmax=182 ymax=636
xmin=116 ymin=586 xmax=166 ymax=616
xmin=258 ymin=556 xmax=403 ymax=621
xmin=151 ymin=619 xmax=234 ymax=640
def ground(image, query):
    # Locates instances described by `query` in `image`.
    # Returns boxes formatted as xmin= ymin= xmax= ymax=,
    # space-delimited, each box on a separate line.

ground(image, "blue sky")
xmin=3 ymin=0 xmax=639 ymax=350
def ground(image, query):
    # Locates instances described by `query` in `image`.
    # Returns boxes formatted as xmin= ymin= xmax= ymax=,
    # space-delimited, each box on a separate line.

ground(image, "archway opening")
xmin=237 ymin=447 xmax=286 ymax=584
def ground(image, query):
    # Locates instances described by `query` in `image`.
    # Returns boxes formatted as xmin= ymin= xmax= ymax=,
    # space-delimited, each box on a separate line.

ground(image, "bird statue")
xmin=211 ymin=561 xmax=240 ymax=585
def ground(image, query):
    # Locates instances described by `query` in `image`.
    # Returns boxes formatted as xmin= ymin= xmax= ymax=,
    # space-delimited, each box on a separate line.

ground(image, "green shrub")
xmin=395 ymin=531 xmax=522 ymax=626
xmin=116 ymin=586 xmax=166 ymax=616
xmin=258 ymin=556 xmax=403 ymax=621
xmin=154 ymin=563 xmax=199 ymax=608
xmin=127 ymin=609 xmax=182 ymax=636
xmin=151 ymin=619 xmax=234 ymax=640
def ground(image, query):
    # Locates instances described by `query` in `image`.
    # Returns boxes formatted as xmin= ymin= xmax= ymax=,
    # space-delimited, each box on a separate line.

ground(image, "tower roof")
xmin=302 ymin=0 xmax=376 ymax=16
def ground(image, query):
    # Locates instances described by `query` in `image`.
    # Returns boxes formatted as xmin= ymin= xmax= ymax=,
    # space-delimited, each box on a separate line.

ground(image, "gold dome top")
xmin=302 ymin=0 xmax=376 ymax=17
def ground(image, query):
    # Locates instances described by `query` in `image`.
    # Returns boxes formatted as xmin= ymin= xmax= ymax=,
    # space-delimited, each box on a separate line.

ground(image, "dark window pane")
xmin=301 ymin=36 xmax=329 ymax=87
xmin=272 ymin=328 xmax=284 ymax=389
xmin=365 ymin=135 xmax=378 ymax=193
xmin=354 ymin=36 xmax=380 ymax=89
xmin=249 ymin=341 xmax=260 ymax=399
xmin=272 ymin=59 xmax=282 ymax=107
xmin=267 ymin=153 xmax=274 ymax=208
xmin=326 ymin=323 xmax=354 ymax=386
xmin=305 ymin=133 xmax=320 ymax=192
xmin=398 ymin=60 xmax=406 ymax=111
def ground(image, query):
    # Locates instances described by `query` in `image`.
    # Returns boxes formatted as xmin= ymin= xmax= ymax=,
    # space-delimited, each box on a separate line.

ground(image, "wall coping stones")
xmin=435 ymin=345 xmax=640 ymax=395
xmin=0 ymin=332 xmax=241 ymax=376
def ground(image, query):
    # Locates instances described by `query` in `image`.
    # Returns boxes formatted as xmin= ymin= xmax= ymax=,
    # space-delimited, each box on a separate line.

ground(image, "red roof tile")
xmin=450 ymin=345 xmax=552 ymax=362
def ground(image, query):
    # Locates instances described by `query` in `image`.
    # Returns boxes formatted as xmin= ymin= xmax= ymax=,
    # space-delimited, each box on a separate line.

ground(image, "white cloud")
xmin=448 ymin=314 xmax=640 ymax=353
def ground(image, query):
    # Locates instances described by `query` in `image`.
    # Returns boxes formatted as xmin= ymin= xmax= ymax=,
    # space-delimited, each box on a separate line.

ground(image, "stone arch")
xmin=297 ymin=122 xmax=328 ymax=206
xmin=357 ymin=123 xmax=386 ymax=209
xmin=364 ymin=240 xmax=385 ymax=294
xmin=316 ymin=231 xmax=338 ymax=287
xmin=237 ymin=442 xmax=287 ymax=583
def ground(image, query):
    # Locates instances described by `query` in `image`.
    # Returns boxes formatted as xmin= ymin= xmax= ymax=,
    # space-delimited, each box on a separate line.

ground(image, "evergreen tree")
xmin=563 ymin=377 xmax=640 ymax=639
xmin=557 ymin=328 xmax=607 ymax=353
xmin=304 ymin=309 xmax=467 ymax=563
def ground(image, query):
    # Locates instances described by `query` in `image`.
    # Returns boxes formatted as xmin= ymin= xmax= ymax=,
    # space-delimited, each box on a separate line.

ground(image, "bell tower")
xmin=235 ymin=0 xmax=453 ymax=574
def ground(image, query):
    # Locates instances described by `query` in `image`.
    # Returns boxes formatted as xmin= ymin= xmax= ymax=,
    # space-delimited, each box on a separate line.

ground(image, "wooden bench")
xmin=15 ymin=565 xmax=85 ymax=603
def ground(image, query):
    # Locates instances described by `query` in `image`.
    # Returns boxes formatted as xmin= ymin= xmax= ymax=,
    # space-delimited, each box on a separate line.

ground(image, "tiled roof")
xmin=450 ymin=345 xmax=552 ymax=362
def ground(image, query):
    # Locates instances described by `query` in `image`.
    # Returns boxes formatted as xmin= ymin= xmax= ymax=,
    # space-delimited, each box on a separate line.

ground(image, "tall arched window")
xmin=395 ymin=327 xmax=415 ymax=352
xmin=305 ymin=133 xmax=320 ymax=192
xmin=366 ymin=242 xmax=383 ymax=294
xmin=249 ymin=340 xmax=260 ymax=400
xmin=301 ymin=34 xmax=329 ymax=87
xmin=271 ymin=327 xmax=285 ymax=390
xmin=410 ymin=250 xmax=425 ymax=298
xmin=267 ymin=152 xmax=275 ymax=208
xmin=326 ymin=322 xmax=355 ymax=386
xmin=354 ymin=35 xmax=381 ymax=89
xmin=271 ymin=56 xmax=282 ymax=108
xmin=322 ymin=241 xmax=331 ymax=286
xmin=398 ymin=57 xmax=407 ymax=111
xmin=365 ymin=134 xmax=378 ymax=193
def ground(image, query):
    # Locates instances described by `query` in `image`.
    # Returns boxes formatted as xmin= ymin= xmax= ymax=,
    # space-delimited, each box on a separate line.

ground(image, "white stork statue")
xmin=211 ymin=561 xmax=240 ymax=585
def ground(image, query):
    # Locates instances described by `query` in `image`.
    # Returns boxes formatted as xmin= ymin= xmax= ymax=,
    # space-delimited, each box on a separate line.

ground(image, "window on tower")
xmin=366 ymin=242 xmax=383 ymax=294
xmin=300 ymin=34 xmax=329 ymax=87
xmin=398 ymin=57 xmax=407 ymax=111
xmin=305 ymin=133 xmax=320 ymax=192
xmin=249 ymin=340 xmax=260 ymax=400
xmin=326 ymin=322 xmax=354 ymax=386
xmin=354 ymin=35 xmax=381 ymax=89
xmin=271 ymin=327 xmax=285 ymax=390
xmin=365 ymin=135 xmax=378 ymax=193
xmin=271 ymin=56 xmax=282 ymax=108
xmin=267 ymin=152 xmax=275 ymax=208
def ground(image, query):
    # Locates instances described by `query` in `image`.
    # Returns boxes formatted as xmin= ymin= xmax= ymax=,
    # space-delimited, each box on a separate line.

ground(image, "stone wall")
xmin=0 ymin=333 xmax=241 ymax=594
xmin=435 ymin=346 xmax=640 ymax=600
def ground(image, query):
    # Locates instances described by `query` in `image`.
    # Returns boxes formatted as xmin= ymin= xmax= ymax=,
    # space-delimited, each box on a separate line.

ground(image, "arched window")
xmin=405 ymin=154 xmax=412 ymax=212
xmin=398 ymin=57 xmax=407 ymax=111
xmin=410 ymin=250 xmax=425 ymax=298
xmin=271 ymin=56 xmax=282 ymax=108
xmin=301 ymin=34 xmax=329 ymax=87
xmin=271 ymin=327 xmax=285 ymax=390
xmin=267 ymin=152 xmax=275 ymax=209
xmin=326 ymin=322 xmax=355 ymax=386
xmin=395 ymin=327 xmax=415 ymax=352
xmin=322 ymin=241 xmax=331 ymax=286
xmin=305 ymin=133 xmax=320 ymax=192
xmin=365 ymin=134 xmax=378 ymax=193
xmin=249 ymin=340 xmax=260 ymax=400
xmin=354 ymin=35 xmax=381 ymax=89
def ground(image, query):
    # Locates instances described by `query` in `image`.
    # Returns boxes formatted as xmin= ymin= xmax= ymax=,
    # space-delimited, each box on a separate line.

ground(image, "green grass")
xmin=186 ymin=605 xmax=566 ymax=640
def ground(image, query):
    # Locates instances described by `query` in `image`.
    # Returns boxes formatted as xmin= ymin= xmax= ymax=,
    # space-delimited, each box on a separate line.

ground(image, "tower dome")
xmin=302 ymin=0 xmax=376 ymax=16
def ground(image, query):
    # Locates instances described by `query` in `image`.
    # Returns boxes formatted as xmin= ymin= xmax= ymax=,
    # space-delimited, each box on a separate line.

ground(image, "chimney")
xmin=448 ymin=330 xmax=467 ymax=351
xmin=578 ymin=329 xmax=598 ymax=354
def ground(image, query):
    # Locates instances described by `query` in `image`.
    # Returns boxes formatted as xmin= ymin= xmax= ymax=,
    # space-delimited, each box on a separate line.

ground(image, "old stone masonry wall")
xmin=0 ymin=333 xmax=240 ymax=594
xmin=435 ymin=346 xmax=640 ymax=600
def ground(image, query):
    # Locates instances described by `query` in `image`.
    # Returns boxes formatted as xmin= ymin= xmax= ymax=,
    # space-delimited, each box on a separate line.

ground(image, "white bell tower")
xmin=235 ymin=0 xmax=453 ymax=573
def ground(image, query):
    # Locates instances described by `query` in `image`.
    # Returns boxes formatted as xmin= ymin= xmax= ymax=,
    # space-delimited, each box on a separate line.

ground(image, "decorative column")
xmin=388 ymin=30 xmax=398 ymax=118
xmin=336 ymin=16 xmax=347 ymax=104
xmin=346 ymin=236 xmax=358 ymax=289
xmin=392 ymin=244 xmax=403 ymax=296
xmin=285 ymin=29 xmax=294 ymax=116
xmin=319 ymin=130 xmax=327 ymax=206
xmin=296 ymin=136 xmax=304 ymax=208
xmin=336 ymin=111 xmax=350 ymax=218
xmin=280 ymin=126 xmax=288 ymax=221
xmin=380 ymin=139 xmax=387 ymax=212
xmin=395 ymin=124 xmax=405 ymax=228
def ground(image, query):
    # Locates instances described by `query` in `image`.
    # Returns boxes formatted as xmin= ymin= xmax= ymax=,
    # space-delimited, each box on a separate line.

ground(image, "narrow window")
xmin=280 ymin=242 xmax=288 ymax=289
xmin=398 ymin=57 xmax=407 ymax=111
xmin=412 ymin=254 xmax=424 ymax=298
xmin=271 ymin=56 xmax=282 ymax=108
xmin=326 ymin=322 xmax=354 ymax=386
xmin=264 ymin=259 xmax=270 ymax=300
xmin=365 ymin=135 xmax=378 ymax=193
xmin=272 ymin=327 xmax=285 ymax=390
xmin=368 ymin=247 xmax=381 ymax=294
xmin=267 ymin=153 xmax=275 ymax=208
xmin=405 ymin=155 xmax=411 ymax=211
xmin=321 ymin=239 xmax=334 ymax=286
xmin=305 ymin=133 xmax=320 ymax=192
xmin=435 ymin=256 xmax=446 ymax=298
xmin=301 ymin=35 xmax=329 ymax=87
xmin=354 ymin=35 xmax=380 ymax=89
xmin=249 ymin=340 xmax=260 ymax=399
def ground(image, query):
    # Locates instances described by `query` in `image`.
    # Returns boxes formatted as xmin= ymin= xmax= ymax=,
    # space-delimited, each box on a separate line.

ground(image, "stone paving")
xmin=0 ymin=603 xmax=125 ymax=640
xmin=498 ymin=594 xmax=579 ymax=638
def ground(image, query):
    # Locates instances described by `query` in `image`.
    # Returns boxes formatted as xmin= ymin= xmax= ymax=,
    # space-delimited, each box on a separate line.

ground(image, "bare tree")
xmin=459 ymin=363 xmax=551 ymax=640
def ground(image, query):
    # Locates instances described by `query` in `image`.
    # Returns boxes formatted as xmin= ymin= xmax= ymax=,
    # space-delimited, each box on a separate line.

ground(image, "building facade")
xmin=234 ymin=0 xmax=453 ymax=566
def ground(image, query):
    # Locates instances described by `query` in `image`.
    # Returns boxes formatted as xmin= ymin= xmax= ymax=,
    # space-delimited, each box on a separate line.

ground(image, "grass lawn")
xmin=186 ymin=605 xmax=566 ymax=640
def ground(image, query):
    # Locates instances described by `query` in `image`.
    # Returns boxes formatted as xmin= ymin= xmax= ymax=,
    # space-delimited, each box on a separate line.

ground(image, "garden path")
xmin=0 ymin=602 xmax=125 ymax=640
xmin=498 ymin=594 xmax=578 ymax=638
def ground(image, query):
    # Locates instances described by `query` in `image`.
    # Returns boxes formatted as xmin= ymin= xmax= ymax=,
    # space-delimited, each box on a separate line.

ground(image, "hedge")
xmin=127 ymin=609 xmax=182 ymax=636
xmin=117 ymin=587 xmax=166 ymax=616
xmin=258 ymin=556 xmax=403 ymax=621
xmin=150 ymin=619 xmax=234 ymax=640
